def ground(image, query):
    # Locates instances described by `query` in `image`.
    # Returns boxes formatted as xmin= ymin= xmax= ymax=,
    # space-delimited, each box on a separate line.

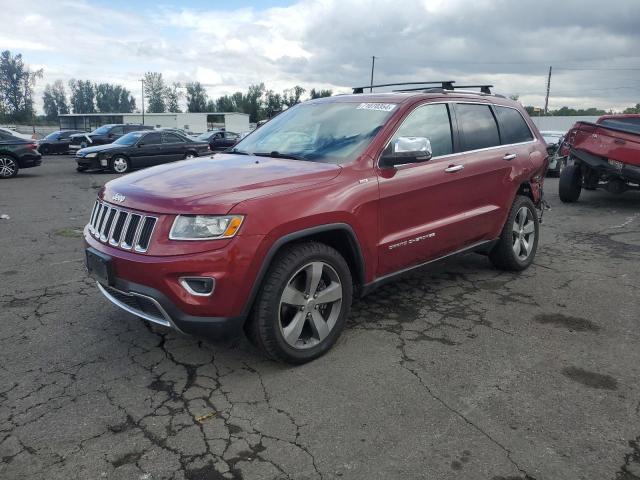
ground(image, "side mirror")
xmin=380 ymin=137 xmax=432 ymax=168
xmin=137 ymin=142 xmax=145 ymax=147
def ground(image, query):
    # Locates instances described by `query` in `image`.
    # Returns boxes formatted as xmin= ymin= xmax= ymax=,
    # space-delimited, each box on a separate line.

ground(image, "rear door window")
xmin=110 ymin=126 xmax=124 ymax=136
xmin=455 ymin=103 xmax=500 ymax=151
xmin=494 ymin=106 xmax=534 ymax=144
xmin=142 ymin=132 xmax=162 ymax=145
xmin=389 ymin=103 xmax=453 ymax=157
xmin=163 ymin=133 xmax=185 ymax=143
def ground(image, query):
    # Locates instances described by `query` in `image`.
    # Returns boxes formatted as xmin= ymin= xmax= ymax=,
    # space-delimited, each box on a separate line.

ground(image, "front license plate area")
xmin=85 ymin=248 xmax=114 ymax=285
xmin=608 ymin=159 xmax=624 ymax=170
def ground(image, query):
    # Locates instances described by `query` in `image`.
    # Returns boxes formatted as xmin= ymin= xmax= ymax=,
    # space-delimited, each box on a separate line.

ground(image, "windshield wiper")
xmin=228 ymin=148 xmax=252 ymax=155
xmin=253 ymin=151 xmax=303 ymax=160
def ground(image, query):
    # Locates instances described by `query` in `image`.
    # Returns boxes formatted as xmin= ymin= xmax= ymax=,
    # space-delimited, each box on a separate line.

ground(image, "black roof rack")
xmin=352 ymin=81 xmax=455 ymax=94
xmin=393 ymin=84 xmax=495 ymax=95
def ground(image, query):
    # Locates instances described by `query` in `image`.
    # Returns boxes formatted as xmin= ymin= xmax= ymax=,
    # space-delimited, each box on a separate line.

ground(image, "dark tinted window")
xmin=456 ymin=103 xmax=500 ymax=151
xmin=600 ymin=118 xmax=640 ymax=134
xmin=391 ymin=103 xmax=453 ymax=157
xmin=110 ymin=126 xmax=124 ymax=136
xmin=163 ymin=133 xmax=185 ymax=143
xmin=495 ymin=106 xmax=533 ymax=144
xmin=142 ymin=132 xmax=162 ymax=145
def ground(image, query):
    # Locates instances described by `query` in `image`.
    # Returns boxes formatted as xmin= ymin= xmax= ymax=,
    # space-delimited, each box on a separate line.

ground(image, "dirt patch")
xmin=534 ymin=313 xmax=600 ymax=332
xmin=562 ymin=366 xmax=618 ymax=390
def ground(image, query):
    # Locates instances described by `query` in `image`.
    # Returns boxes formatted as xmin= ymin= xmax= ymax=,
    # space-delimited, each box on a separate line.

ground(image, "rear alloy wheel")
xmin=0 ymin=156 xmax=19 ymax=179
xmin=489 ymin=195 xmax=539 ymax=271
xmin=246 ymin=242 xmax=353 ymax=364
xmin=559 ymin=164 xmax=582 ymax=203
xmin=110 ymin=156 xmax=130 ymax=174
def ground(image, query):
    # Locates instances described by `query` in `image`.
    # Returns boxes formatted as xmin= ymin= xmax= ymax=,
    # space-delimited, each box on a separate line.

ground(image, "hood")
xmin=101 ymin=154 xmax=341 ymax=214
xmin=77 ymin=143 xmax=121 ymax=155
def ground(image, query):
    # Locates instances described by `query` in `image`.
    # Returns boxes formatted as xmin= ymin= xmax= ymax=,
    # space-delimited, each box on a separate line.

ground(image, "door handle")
xmin=503 ymin=153 xmax=517 ymax=161
xmin=444 ymin=164 xmax=464 ymax=173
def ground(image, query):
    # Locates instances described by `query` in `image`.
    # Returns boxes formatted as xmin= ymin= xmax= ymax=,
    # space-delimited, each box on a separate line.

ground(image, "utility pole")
xmin=140 ymin=79 xmax=145 ymax=125
xmin=544 ymin=66 xmax=552 ymax=115
xmin=370 ymin=56 xmax=376 ymax=92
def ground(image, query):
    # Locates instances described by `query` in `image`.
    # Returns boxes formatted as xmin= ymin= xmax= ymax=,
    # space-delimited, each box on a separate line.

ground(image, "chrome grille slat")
xmin=85 ymin=200 xmax=157 ymax=254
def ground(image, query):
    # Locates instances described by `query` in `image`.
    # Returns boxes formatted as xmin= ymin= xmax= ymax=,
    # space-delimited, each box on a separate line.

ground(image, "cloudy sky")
xmin=2 ymin=0 xmax=639 ymax=113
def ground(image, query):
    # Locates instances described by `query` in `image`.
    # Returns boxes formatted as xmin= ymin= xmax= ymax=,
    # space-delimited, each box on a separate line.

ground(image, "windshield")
xmin=114 ymin=132 xmax=143 ymax=145
xmin=91 ymin=125 xmax=112 ymax=135
xmin=231 ymin=102 xmax=397 ymax=163
xmin=196 ymin=131 xmax=214 ymax=141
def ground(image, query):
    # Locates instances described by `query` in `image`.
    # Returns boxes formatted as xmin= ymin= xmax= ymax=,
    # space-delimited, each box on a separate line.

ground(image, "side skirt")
xmin=360 ymin=239 xmax=497 ymax=297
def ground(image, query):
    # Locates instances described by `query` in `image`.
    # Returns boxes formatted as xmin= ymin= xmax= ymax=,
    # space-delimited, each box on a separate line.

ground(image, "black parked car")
xmin=194 ymin=130 xmax=240 ymax=151
xmin=75 ymin=130 xmax=210 ymax=174
xmin=37 ymin=130 xmax=84 ymax=155
xmin=0 ymin=131 xmax=42 ymax=179
xmin=69 ymin=124 xmax=153 ymax=153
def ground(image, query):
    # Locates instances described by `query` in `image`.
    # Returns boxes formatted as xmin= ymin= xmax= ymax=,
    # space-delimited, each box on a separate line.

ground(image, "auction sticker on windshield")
xmin=357 ymin=103 xmax=397 ymax=112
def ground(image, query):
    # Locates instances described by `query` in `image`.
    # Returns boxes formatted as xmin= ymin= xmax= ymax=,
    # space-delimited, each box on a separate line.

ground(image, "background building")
xmin=58 ymin=112 xmax=250 ymax=134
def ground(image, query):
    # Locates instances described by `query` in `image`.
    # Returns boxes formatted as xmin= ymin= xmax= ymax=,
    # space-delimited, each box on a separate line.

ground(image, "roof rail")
xmin=352 ymin=81 xmax=455 ymax=94
xmin=394 ymin=84 xmax=494 ymax=95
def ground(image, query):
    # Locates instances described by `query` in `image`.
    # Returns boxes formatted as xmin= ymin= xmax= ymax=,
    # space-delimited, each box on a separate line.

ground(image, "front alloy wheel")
xmin=279 ymin=261 xmax=343 ymax=349
xmin=246 ymin=241 xmax=353 ymax=364
xmin=110 ymin=156 xmax=130 ymax=174
xmin=0 ymin=156 xmax=18 ymax=178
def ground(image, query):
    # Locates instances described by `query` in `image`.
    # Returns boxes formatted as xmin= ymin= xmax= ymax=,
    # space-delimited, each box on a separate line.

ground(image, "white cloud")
xmin=1 ymin=0 xmax=638 ymax=113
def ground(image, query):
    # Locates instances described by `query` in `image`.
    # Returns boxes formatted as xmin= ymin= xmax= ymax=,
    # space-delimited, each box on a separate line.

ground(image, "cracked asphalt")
xmin=1 ymin=155 xmax=640 ymax=480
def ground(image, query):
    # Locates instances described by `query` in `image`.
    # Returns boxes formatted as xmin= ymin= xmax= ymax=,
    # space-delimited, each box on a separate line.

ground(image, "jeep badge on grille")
xmin=112 ymin=193 xmax=126 ymax=203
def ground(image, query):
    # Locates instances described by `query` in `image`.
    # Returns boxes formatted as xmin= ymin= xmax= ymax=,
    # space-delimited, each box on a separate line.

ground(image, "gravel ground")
xmin=1 ymin=155 xmax=639 ymax=480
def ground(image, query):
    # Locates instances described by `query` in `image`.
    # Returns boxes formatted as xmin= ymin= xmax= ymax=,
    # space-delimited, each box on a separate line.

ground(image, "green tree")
xmin=42 ymin=80 xmax=69 ymax=120
xmin=143 ymin=72 xmax=166 ymax=113
xmin=185 ymin=82 xmax=208 ymax=112
xmin=623 ymin=103 xmax=640 ymax=114
xmin=282 ymin=85 xmax=305 ymax=107
xmin=309 ymin=88 xmax=332 ymax=99
xmin=0 ymin=50 xmax=42 ymax=122
xmin=215 ymin=94 xmax=237 ymax=112
xmin=263 ymin=90 xmax=283 ymax=118
xmin=95 ymin=83 xmax=135 ymax=113
xmin=68 ymin=79 xmax=96 ymax=114
xmin=165 ymin=82 xmax=182 ymax=112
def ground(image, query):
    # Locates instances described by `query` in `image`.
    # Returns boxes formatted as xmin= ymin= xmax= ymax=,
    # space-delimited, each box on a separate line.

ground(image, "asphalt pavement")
xmin=1 ymin=155 xmax=639 ymax=479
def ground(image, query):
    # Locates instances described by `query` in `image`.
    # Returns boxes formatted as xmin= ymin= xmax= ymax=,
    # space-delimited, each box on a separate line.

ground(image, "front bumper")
xmin=84 ymin=227 xmax=265 ymax=337
xmin=76 ymin=156 xmax=104 ymax=169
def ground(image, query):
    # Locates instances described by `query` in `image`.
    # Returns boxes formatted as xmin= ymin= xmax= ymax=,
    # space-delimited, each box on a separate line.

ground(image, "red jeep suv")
xmin=84 ymin=81 xmax=548 ymax=364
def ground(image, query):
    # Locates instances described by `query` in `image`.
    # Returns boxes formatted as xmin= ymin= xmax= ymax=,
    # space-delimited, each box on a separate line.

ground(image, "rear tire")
xmin=0 ymin=155 xmax=19 ymax=179
xmin=559 ymin=164 xmax=582 ymax=202
xmin=40 ymin=145 xmax=50 ymax=155
xmin=489 ymin=195 xmax=539 ymax=271
xmin=245 ymin=241 xmax=353 ymax=364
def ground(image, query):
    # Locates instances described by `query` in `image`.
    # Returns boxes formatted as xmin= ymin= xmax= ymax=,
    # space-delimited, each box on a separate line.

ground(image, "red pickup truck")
xmin=559 ymin=114 xmax=640 ymax=202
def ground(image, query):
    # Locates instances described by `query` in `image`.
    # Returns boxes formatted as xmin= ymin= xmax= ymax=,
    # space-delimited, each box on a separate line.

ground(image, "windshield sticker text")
xmin=357 ymin=103 xmax=397 ymax=112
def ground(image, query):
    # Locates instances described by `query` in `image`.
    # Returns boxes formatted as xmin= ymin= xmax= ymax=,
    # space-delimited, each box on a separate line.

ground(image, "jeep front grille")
xmin=88 ymin=200 xmax=157 ymax=253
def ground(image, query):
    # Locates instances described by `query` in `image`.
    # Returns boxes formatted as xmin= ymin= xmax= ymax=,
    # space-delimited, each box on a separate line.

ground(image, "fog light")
xmin=179 ymin=277 xmax=215 ymax=296
xmin=100 ymin=158 xmax=108 ymax=167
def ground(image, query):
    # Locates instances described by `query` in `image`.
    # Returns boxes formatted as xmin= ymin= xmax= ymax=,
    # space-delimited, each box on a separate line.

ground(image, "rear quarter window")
xmin=456 ymin=103 xmax=501 ymax=151
xmin=494 ymin=106 xmax=534 ymax=144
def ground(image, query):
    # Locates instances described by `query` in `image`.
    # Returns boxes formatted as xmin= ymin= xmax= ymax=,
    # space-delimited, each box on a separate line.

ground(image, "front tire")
xmin=489 ymin=195 xmax=539 ymax=271
xmin=246 ymin=242 xmax=353 ymax=364
xmin=559 ymin=164 xmax=582 ymax=202
xmin=185 ymin=152 xmax=197 ymax=159
xmin=110 ymin=156 xmax=130 ymax=174
xmin=0 ymin=155 xmax=19 ymax=179
xmin=40 ymin=145 xmax=50 ymax=155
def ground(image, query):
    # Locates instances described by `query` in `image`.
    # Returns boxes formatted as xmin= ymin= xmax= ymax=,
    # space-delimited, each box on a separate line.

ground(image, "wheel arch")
xmin=241 ymin=224 xmax=366 ymax=319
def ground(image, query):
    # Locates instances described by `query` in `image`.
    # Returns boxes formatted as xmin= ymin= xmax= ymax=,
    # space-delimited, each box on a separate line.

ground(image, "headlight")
xmin=169 ymin=215 xmax=244 ymax=240
xmin=85 ymin=152 xmax=97 ymax=158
